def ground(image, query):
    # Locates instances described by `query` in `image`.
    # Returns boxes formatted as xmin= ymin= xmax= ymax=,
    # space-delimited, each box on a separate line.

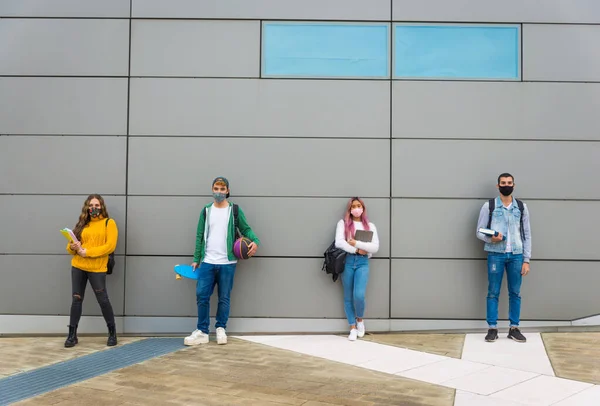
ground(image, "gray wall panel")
xmin=0 ymin=195 xmax=126 ymax=255
xmin=128 ymin=137 xmax=390 ymax=197
xmin=125 ymin=256 xmax=389 ymax=318
xmin=526 ymin=201 xmax=600 ymax=261
xmin=129 ymin=79 xmax=390 ymax=137
xmin=131 ymin=20 xmax=259 ymax=77
xmin=0 ymin=136 xmax=126 ymax=194
xmin=391 ymin=259 xmax=600 ymax=320
xmin=127 ymin=197 xmax=390 ymax=258
xmin=392 ymin=199 xmax=600 ymax=261
xmin=0 ymin=255 xmax=125 ymax=316
xmin=0 ymin=78 xmax=128 ymax=135
xmin=392 ymin=82 xmax=600 ymax=140
xmin=0 ymin=19 xmax=129 ymax=76
xmin=125 ymin=257 xmax=197 ymax=317
xmin=126 ymin=197 xmax=203 ymax=257
xmin=392 ymin=139 xmax=600 ymax=199
xmin=523 ymin=24 xmax=600 ymax=82
xmin=132 ymin=0 xmax=391 ymax=21
xmin=391 ymin=259 xmax=491 ymax=319
xmin=0 ymin=0 xmax=130 ymax=17
xmin=392 ymin=199 xmax=485 ymax=260
xmin=521 ymin=261 xmax=600 ymax=321
xmin=392 ymin=0 xmax=600 ymax=23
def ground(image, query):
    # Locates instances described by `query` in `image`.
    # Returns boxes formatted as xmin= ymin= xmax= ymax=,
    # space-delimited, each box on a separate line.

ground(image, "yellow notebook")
xmin=60 ymin=228 xmax=79 ymax=243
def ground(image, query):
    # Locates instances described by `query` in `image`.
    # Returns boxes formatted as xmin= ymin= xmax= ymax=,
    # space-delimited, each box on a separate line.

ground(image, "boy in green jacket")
xmin=184 ymin=177 xmax=260 ymax=346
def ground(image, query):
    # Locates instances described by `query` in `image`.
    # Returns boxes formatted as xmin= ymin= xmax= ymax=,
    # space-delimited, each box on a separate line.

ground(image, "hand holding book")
xmin=61 ymin=228 xmax=85 ymax=254
xmin=478 ymin=228 xmax=506 ymax=242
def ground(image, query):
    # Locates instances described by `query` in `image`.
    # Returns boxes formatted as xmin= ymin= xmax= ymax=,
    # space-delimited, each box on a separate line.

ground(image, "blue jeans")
xmin=341 ymin=254 xmax=370 ymax=326
xmin=486 ymin=252 xmax=523 ymax=328
xmin=196 ymin=262 xmax=236 ymax=334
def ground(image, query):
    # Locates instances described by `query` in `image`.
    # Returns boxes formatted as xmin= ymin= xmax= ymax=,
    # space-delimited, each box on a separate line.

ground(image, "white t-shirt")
xmin=503 ymin=202 xmax=512 ymax=253
xmin=203 ymin=205 xmax=237 ymax=265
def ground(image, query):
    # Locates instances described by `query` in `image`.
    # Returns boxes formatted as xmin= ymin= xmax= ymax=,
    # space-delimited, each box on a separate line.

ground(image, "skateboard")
xmin=174 ymin=264 xmax=199 ymax=280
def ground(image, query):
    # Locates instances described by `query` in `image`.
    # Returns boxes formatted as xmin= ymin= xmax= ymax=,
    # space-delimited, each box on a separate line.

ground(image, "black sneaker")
xmin=485 ymin=328 xmax=498 ymax=342
xmin=508 ymin=327 xmax=527 ymax=342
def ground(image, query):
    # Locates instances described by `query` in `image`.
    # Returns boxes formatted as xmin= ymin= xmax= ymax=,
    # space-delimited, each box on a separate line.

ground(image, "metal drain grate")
xmin=0 ymin=338 xmax=185 ymax=405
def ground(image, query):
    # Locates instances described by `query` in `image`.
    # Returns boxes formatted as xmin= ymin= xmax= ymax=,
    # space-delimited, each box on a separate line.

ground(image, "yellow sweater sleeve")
xmin=66 ymin=242 xmax=76 ymax=255
xmin=85 ymin=219 xmax=118 ymax=258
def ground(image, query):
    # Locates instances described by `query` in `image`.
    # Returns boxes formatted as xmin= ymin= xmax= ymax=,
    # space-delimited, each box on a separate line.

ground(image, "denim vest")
xmin=484 ymin=197 xmax=523 ymax=255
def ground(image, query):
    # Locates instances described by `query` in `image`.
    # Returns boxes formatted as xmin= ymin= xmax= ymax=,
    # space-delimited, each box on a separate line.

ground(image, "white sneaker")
xmin=356 ymin=321 xmax=365 ymax=338
xmin=184 ymin=329 xmax=209 ymax=346
xmin=216 ymin=327 xmax=227 ymax=345
xmin=348 ymin=329 xmax=358 ymax=341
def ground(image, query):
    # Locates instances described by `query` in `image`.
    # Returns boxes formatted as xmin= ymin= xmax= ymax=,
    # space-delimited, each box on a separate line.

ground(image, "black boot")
xmin=64 ymin=325 xmax=78 ymax=348
xmin=107 ymin=324 xmax=117 ymax=347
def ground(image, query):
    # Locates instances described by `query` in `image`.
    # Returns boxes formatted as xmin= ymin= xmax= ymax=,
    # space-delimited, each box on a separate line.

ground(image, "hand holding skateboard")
xmin=174 ymin=264 xmax=200 ymax=280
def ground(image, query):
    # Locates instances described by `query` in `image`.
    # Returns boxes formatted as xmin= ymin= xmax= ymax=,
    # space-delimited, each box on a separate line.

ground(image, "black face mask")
xmin=89 ymin=207 xmax=101 ymax=218
xmin=499 ymin=186 xmax=514 ymax=196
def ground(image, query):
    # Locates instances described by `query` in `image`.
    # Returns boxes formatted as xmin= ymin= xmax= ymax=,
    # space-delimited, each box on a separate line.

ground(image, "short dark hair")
xmin=497 ymin=173 xmax=514 ymax=184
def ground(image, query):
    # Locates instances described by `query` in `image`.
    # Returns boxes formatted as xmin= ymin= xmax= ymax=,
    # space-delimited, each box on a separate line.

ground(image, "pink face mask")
xmin=351 ymin=208 xmax=363 ymax=218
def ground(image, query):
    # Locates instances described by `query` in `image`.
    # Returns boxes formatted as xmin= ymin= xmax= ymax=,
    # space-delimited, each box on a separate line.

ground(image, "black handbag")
xmin=322 ymin=241 xmax=346 ymax=282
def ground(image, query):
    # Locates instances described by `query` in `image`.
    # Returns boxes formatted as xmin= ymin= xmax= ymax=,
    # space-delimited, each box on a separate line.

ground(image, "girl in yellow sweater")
xmin=65 ymin=194 xmax=118 ymax=348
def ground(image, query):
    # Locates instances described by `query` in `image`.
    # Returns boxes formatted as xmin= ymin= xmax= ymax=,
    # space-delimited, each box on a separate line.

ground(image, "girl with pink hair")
xmin=334 ymin=197 xmax=380 ymax=341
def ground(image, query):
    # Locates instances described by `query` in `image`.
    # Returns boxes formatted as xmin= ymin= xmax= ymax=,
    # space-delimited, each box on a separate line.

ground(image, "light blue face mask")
xmin=213 ymin=192 xmax=227 ymax=203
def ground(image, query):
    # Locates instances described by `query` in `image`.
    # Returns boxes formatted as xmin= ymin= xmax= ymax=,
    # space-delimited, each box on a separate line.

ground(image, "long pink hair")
xmin=344 ymin=197 xmax=370 ymax=239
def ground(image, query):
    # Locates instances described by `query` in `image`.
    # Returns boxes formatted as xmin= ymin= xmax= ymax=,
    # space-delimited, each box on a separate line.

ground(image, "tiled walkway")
xmin=236 ymin=333 xmax=600 ymax=406
xmin=0 ymin=337 xmax=142 ymax=377
xmin=1 ymin=339 xmax=184 ymax=405
xmin=6 ymin=336 xmax=454 ymax=406
xmin=1 ymin=332 xmax=599 ymax=405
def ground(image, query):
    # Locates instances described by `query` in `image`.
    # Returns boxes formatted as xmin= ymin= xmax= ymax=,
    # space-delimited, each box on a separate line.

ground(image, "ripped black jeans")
xmin=70 ymin=267 xmax=115 ymax=327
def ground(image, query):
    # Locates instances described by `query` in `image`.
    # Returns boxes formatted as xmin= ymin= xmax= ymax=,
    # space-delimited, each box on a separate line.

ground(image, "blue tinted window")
xmin=263 ymin=23 xmax=389 ymax=78
xmin=394 ymin=24 xmax=520 ymax=80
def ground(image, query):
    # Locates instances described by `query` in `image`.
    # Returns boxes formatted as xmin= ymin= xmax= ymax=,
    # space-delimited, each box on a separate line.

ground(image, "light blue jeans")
xmin=341 ymin=254 xmax=370 ymax=326
xmin=196 ymin=262 xmax=237 ymax=334
xmin=487 ymin=252 xmax=523 ymax=328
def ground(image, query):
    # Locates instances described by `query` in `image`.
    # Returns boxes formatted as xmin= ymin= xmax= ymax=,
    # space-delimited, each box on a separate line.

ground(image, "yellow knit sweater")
xmin=66 ymin=217 xmax=118 ymax=273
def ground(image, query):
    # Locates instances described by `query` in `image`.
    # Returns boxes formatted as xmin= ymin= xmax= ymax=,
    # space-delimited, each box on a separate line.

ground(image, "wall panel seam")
xmin=0 ymin=75 xmax=129 ymax=78
xmin=4 ymin=194 xmax=600 ymax=202
xmin=123 ymin=0 xmax=133 ymax=316
xmin=388 ymin=0 xmax=393 ymax=320
xmin=3 ymin=254 xmax=598 ymax=262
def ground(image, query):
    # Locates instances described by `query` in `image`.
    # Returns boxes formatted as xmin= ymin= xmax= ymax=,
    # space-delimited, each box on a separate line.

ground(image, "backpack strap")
xmin=486 ymin=198 xmax=495 ymax=229
xmin=233 ymin=203 xmax=239 ymax=228
xmin=515 ymin=199 xmax=526 ymax=242
xmin=233 ymin=203 xmax=241 ymax=238
xmin=104 ymin=217 xmax=115 ymax=247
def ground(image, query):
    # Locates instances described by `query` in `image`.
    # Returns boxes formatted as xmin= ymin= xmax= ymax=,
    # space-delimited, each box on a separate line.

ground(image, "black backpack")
xmin=105 ymin=218 xmax=115 ymax=275
xmin=487 ymin=198 xmax=526 ymax=242
xmin=322 ymin=241 xmax=346 ymax=282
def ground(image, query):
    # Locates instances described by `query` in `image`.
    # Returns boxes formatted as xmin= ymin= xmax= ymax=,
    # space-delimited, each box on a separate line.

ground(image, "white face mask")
xmin=351 ymin=208 xmax=363 ymax=218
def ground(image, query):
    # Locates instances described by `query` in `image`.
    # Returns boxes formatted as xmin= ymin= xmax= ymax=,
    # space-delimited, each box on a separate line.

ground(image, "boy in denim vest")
xmin=476 ymin=173 xmax=531 ymax=343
